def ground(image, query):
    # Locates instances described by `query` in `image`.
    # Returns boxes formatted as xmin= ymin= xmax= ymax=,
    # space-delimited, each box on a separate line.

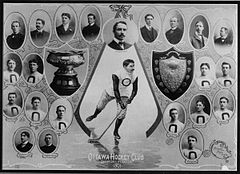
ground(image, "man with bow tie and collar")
xmin=214 ymin=27 xmax=232 ymax=46
xmin=6 ymin=21 xmax=25 ymax=50
xmin=16 ymin=131 xmax=33 ymax=153
xmin=191 ymin=21 xmax=208 ymax=49
xmin=165 ymin=16 xmax=183 ymax=45
xmin=140 ymin=14 xmax=158 ymax=43
xmin=56 ymin=13 xmax=75 ymax=41
xmin=30 ymin=18 xmax=50 ymax=46
xmin=108 ymin=21 xmax=132 ymax=50
xmin=3 ymin=92 xmax=22 ymax=117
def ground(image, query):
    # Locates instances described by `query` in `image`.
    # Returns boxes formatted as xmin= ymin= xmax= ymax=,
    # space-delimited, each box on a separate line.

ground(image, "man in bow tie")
xmin=30 ymin=18 xmax=50 ymax=46
xmin=16 ymin=131 xmax=33 ymax=153
xmin=6 ymin=21 xmax=25 ymax=50
xmin=165 ymin=16 xmax=183 ymax=45
xmin=108 ymin=21 xmax=132 ymax=50
xmin=56 ymin=13 xmax=75 ymax=41
xmin=191 ymin=21 xmax=208 ymax=49
xmin=140 ymin=14 xmax=158 ymax=43
xmin=214 ymin=27 xmax=232 ymax=46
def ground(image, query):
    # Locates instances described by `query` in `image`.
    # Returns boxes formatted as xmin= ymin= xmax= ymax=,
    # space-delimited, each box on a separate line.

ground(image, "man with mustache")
xmin=191 ymin=21 xmax=208 ymax=49
xmin=165 ymin=16 xmax=183 ymax=45
xmin=6 ymin=21 xmax=25 ymax=50
xmin=16 ymin=131 xmax=33 ymax=153
xmin=214 ymin=27 xmax=232 ymax=46
xmin=30 ymin=18 xmax=50 ymax=46
xmin=3 ymin=92 xmax=22 ymax=117
xmin=108 ymin=21 xmax=132 ymax=50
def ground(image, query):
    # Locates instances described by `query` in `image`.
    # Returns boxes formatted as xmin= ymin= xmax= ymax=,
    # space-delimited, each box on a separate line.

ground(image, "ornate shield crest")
xmin=152 ymin=47 xmax=194 ymax=100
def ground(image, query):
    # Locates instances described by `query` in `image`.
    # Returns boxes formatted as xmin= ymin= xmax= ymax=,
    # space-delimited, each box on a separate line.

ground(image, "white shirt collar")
xmin=63 ymin=23 xmax=70 ymax=31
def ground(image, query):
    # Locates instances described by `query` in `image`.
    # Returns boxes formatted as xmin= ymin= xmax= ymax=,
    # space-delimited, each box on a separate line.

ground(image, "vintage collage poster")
xmin=1 ymin=2 xmax=238 ymax=171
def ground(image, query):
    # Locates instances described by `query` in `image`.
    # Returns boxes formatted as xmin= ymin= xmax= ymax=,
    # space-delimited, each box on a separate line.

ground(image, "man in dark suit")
xmin=6 ymin=21 xmax=25 ymax=50
xmin=108 ymin=21 xmax=132 ymax=50
xmin=140 ymin=14 xmax=158 ymax=42
xmin=16 ymin=131 xmax=33 ymax=153
xmin=140 ymin=14 xmax=158 ymax=43
xmin=56 ymin=13 xmax=74 ymax=41
xmin=82 ymin=13 xmax=100 ymax=41
xmin=165 ymin=16 xmax=183 ymax=45
xmin=214 ymin=27 xmax=232 ymax=46
xmin=40 ymin=133 xmax=56 ymax=153
xmin=30 ymin=18 xmax=50 ymax=46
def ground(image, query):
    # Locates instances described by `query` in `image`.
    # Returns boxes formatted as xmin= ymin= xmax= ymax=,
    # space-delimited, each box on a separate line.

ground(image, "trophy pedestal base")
xmin=50 ymin=74 xmax=80 ymax=96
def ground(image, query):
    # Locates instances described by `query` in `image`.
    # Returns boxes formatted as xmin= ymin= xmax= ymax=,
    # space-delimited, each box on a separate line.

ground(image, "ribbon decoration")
xmin=109 ymin=5 xmax=133 ymax=20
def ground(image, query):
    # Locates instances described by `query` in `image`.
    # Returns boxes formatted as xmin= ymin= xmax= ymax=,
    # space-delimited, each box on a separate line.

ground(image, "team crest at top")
xmin=152 ymin=47 xmax=194 ymax=101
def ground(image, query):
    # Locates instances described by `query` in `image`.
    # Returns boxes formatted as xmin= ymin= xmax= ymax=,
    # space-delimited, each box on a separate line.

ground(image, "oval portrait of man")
xmin=4 ymin=12 xmax=26 ymax=50
xmin=3 ymin=52 xmax=22 ymax=85
xmin=195 ymin=56 xmax=216 ymax=89
xmin=189 ymin=14 xmax=209 ymax=50
xmin=216 ymin=57 xmax=236 ymax=88
xmin=80 ymin=5 xmax=101 ymax=42
xmin=164 ymin=9 xmax=184 ymax=45
xmin=38 ymin=128 xmax=58 ymax=154
xmin=163 ymin=102 xmax=186 ymax=135
xmin=49 ymin=98 xmax=73 ymax=131
xmin=103 ymin=17 xmax=138 ymax=51
xmin=213 ymin=89 xmax=235 ymax=123
xmin=25 ymin=91 xmax=48 ymax=123
xmin=13 ymin=127 xmax=35 ymax=153
xmin=180 ymin=128 xmax=204 ymax=160
xmin=139 ymin=7 xmax=160 ymax=43
xmin=55 ymin=4 xmax=77 ymax=43
xmin=3 ymin=85 xmax=23 ymax=118
xmin=23 ymin=53 xmax=44 ymax=85
xmin=213 ymin=19 xmax=234 ymax=55
xmin=189 ymin=94 xmax=211 ymax=126
xmin=29 ymin=9 xmax=52 ymax=47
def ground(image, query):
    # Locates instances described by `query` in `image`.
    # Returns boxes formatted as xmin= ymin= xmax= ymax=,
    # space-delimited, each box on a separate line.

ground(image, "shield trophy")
xmin=152 ymin=47 xmax=194 ymax=100
xmin=47 ymin=50 xmax=85 ymax=96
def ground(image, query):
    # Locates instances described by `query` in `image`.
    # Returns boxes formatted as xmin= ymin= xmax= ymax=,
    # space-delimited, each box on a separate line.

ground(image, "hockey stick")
xmin=88 ymin=105 xmax=126 ymax=143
